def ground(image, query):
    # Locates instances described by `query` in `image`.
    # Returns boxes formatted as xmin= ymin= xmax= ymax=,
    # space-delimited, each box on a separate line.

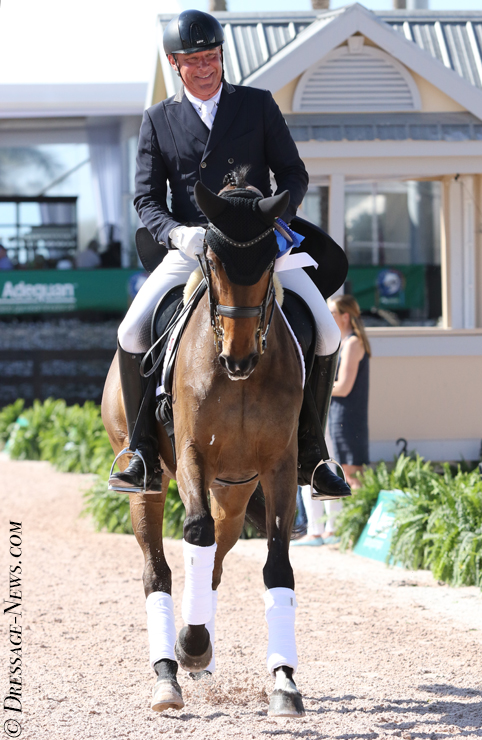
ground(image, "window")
xmin=0 ymin=144 xmax=96 ymax=260
xmin=301 ymin=186 xmax=329 ymax=230
xmin=301 ymin=180 xmax=442 ymax=326
xmin=0 ymin=197 xmax=77 ymax=268
xmin=345 ymin=181 xmax=442 ymax=326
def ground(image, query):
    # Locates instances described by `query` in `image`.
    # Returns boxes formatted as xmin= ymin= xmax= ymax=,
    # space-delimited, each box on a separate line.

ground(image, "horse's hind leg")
xmin=129 ymin=475 xmax=184 ymax=712
xmin=261 ymin=456 xmax=305 ymax=718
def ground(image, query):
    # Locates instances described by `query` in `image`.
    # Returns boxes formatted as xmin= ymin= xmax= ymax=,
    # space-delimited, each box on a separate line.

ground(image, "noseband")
xmin=197 ymin=223 xmax=277 ymax=355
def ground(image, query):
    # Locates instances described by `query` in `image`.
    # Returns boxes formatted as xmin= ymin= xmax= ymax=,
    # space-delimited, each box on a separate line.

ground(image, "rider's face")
xmin=168 ymin=48 xmax=223 ymax=101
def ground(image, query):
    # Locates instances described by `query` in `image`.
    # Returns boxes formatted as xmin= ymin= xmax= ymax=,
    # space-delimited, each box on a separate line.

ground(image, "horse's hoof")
xmin=268 ymin=689 xmax=305 ymax=717
xmin=189 ymin=670 xmax=212 ymax=681
xmin=268 ymin=666 xmax=305 ymax=717
xmin=151 ymin=678 xmax=184 ymax=712
xmin=175 ymin=626 xmax=212 ymax=673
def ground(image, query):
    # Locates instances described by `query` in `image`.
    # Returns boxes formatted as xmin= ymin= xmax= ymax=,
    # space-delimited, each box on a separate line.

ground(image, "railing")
xmin=0 ymin=349 xmax=116 ymax=408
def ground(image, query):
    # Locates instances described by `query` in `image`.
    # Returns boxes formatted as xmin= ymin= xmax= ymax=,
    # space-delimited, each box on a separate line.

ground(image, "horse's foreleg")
xmin=174 ymin=447 xmax=216 ymax=673
xmin=129 ymin=476 xmax=183 ymax=712
xmin=188 ymin=482 xmax=257 ymax=675
xmin=261 ymin=455 xmax=305 ymax=718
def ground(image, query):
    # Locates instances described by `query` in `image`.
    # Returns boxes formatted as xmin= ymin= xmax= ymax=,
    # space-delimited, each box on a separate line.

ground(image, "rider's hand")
xmin=169 ymin=226 xmax=205 ymax=259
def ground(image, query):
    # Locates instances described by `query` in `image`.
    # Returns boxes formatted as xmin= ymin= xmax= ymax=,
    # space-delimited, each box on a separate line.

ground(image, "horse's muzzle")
xmin=219 ymin=351 xmax=259 ymax=380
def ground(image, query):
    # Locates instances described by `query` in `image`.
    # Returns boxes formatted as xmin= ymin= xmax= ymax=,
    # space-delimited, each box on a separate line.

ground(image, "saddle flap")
xmin=136 ymin=227 xmax=168 ymax=273
xmin=280 ymin=289 xmax=316 ymax=382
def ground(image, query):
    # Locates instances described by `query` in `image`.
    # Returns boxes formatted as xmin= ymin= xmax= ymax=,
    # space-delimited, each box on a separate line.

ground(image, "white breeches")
xmin=300 ymin=484 xmax=342 ymax=536
xmin=118 ymin=250 xmax=340 ymax=356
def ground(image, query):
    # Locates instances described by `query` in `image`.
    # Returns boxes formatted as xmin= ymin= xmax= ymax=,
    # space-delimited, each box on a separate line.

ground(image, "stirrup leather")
xmin=108 ymin=447 xmax=148 ymax=494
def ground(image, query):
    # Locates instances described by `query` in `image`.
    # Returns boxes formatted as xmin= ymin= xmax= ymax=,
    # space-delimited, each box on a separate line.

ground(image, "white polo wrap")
xmin=205 ymin=590 xmax=218 ymax=673
xmin=264 ymin=587 xmax=298 ymax=676
xmin=146 ymin=591 xmax=176 ymax=668
xmin=181 ymin=540 xmax=217 ymax=626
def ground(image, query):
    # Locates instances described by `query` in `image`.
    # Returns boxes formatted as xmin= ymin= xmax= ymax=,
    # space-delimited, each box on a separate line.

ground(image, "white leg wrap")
xmin=205 ymin=590 xmax=218 ymax=673
xmin=181 ymin=540 xmax=217 ymax=626
xmin=146 ymin=591 xmax=176 ymax=668
xmin=264 ymin=587 xmax=298 ymax=676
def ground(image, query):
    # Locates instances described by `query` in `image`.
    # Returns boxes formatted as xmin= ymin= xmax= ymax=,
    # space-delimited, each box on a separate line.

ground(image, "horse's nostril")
xmin=219 ymin=354 xmax=228 ymax=370
xmin=220 ymin=352 xmax=259 ymax=378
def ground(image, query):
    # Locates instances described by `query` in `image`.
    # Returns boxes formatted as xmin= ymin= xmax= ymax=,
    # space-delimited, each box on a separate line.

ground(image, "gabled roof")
xmin=157 ymin=6 xmax=482 ymax=117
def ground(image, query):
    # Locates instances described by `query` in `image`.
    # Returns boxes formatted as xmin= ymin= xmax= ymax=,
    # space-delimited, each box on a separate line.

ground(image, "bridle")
xmin=197 ymin=223 xmax=277 ymax=355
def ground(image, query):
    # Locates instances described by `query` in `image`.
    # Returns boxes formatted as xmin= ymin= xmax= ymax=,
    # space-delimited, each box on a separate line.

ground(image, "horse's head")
xmin=194 ymin=172 xmax=289 ymax=381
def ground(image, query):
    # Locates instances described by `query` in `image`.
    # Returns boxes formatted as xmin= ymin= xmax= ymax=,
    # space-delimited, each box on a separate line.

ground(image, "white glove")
xmin=169 ymin=225 xmax=205 ymax=259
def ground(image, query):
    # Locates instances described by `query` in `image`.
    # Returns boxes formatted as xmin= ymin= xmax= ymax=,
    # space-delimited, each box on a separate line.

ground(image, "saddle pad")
xmin=153 ymin=281 xmax=206 ymax=398
xmin=279 ymin=289 xmax=316 ymax=383
xmin=277 ymin=302 xmax=306 ymax=388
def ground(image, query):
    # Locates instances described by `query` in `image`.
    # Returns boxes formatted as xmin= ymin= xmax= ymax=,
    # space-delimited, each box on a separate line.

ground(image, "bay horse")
xmin=102 ymin=174 xmax=306 ymax=717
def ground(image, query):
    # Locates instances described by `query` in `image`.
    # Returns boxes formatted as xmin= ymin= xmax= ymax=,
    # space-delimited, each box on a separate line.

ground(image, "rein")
xmin=197 ymin=225 xmax=277 ymax=355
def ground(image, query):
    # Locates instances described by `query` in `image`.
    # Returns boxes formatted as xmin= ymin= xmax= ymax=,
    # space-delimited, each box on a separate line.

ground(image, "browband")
xmin=208 ymin=223 xmax=274 ymax=248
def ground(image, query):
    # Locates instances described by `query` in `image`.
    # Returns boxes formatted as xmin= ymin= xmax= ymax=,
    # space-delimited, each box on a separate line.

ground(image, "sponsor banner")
xmin=353 ymin=490 xmax=403 ymax=564
xmin=0 ymin=269 xmax=148 ymax=314
xmin=347 ymin=264 xmax=426 ymax=311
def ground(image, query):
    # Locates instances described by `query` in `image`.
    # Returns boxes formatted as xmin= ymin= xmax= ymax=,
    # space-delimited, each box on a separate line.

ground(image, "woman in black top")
xmin=327 ymin=294 xmax=371 ymax=490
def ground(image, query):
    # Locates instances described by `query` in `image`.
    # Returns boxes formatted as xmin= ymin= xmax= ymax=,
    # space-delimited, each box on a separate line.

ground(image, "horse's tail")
xmin=244 ymin=483 xmax=305 ymax=540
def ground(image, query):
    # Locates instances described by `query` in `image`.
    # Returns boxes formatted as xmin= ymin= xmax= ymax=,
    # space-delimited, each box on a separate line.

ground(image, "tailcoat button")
xmin=200 ymin=161 xmax=207 ymax=169
xmin=228 ymin=158 xmax=234 ymax=164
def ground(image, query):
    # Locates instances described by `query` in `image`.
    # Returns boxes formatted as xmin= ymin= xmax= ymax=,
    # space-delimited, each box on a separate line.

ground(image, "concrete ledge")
xmin=370 ymin=438 xmax=481 ymax=462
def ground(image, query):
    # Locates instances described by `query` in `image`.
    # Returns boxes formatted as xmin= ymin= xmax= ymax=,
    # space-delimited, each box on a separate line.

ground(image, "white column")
xmin=440 ymin=179 xmax=450 ymax=329
xmin=329 ymin=174 xmax=345 ymax=297
xmin=447 ymin=177 xmax=464 ymax=329
xmin=461 ymin=176 xmax=476 ymax=329
xmin=328 ymin=174 xmax=345 ymax=248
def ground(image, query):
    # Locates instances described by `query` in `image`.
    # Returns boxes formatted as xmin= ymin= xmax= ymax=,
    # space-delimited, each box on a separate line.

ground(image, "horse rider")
xmin=109 ymin=9 xmax=351 ymax=501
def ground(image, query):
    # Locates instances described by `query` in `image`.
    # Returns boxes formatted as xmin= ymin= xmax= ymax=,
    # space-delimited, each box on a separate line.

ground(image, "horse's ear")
xmin=257 ymin=191 xmax=290 ymax=224
xmin=194 ymin=181 xmax=228 ymax=221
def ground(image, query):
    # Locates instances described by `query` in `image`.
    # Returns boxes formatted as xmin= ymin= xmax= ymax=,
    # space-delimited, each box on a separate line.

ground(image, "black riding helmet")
xmin=163 ymin=10 xmax=224 ymax=56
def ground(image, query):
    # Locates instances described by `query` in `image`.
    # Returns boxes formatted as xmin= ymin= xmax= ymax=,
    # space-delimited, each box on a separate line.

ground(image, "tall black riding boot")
xmin=108 ymin=345 xmax=162 ymax=492
xmin=297 ymin=348 xmax=351 ymax=500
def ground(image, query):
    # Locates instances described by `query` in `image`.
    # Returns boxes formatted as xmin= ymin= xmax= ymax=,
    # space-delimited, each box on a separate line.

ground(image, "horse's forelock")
xmin=222 ymin=165 xmax=251 ymax=190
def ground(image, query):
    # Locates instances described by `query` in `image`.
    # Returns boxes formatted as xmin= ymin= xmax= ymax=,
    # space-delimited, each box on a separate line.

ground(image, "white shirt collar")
xmin=184 ymin=85 xmax=222 ymax=111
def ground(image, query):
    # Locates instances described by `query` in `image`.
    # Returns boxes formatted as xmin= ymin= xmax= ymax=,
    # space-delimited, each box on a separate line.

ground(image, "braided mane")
xmin=222 ymin=165 xmax=251 ymax=190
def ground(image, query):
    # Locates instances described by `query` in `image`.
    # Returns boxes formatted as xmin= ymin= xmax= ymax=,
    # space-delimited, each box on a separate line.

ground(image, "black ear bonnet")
xmin=194 ymin=183 xmax=289 ymax=286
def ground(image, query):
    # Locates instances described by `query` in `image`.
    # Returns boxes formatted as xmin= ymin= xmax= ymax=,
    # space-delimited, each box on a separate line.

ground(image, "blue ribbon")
xmin=275 ymin=218 xmax=305 ymax=258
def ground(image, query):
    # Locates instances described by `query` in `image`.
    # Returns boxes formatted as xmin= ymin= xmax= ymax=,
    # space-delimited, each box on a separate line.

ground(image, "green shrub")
xmin=7 ymin=398 xmax=64 ymax=461
xmin=335 ymin=454 xmax=432 ymax=550
xmin=5 ymin=398 xmax=111 ymax=476
xmin=81 ymin=478 xmax=134 ymax=535
xmin=0 ymin=399 xmax=25 ymax=447
xmin=336 ymin=454 xmax=482 ymax=589
xmin=389 ymin=464 xmax=482 ymax=587
xmin=82 ymin=478 xmax=184 ymax=537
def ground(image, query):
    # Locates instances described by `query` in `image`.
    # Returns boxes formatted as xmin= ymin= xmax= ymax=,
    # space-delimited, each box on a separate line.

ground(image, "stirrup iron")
xmin=310 ymin=457 xmax=347 ymax=500
xmin=108 ymin=447 xmax=148 ymax=494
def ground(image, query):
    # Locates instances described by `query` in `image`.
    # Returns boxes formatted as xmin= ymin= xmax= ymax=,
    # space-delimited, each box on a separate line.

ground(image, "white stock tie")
xmin=200 ymin=99 xmax=215 ymax=130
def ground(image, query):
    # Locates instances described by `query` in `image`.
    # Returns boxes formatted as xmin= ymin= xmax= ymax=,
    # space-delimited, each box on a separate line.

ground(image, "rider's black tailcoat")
xmin=134 ymin=80 xmax=309 ymax=249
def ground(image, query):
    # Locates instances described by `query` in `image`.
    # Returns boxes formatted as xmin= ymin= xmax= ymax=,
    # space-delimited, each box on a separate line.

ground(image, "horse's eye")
xmin=208 ymin=259 xmax=216 ymax=273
